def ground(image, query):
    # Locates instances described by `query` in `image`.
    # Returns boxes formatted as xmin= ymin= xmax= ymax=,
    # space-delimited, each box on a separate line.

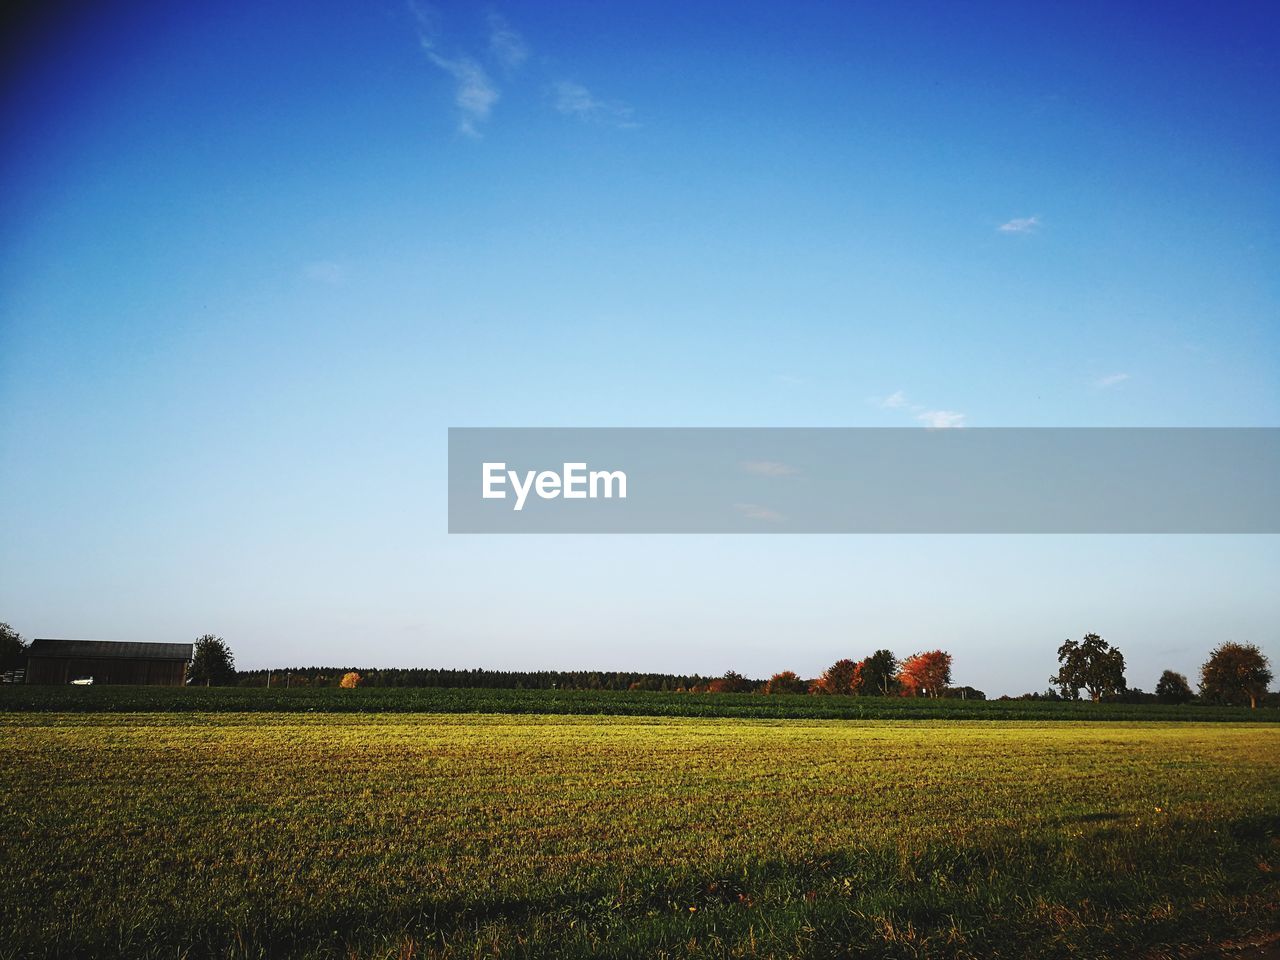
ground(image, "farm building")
xmin=25 ymin=639 xmax=193 ymax=686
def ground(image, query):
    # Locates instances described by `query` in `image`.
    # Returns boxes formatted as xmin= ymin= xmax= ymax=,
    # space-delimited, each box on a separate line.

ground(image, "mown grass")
xmin=1 ymin=714 xmax=1276 ymax=959
xmin=3 ymin=683 xmax=1277 ymax=721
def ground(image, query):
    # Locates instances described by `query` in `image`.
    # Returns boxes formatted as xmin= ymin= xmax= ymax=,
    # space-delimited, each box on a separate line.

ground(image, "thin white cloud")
xmin=409 ymin=2 xmax=499 ymax=137
xmin=303 ymin=261 xmax=346 ymax=286
xmin=734 ymin=503 xmax=785 ymax=523
xmin=873 ymin=390 xmax=966 ymax=427
xmin=552 ymin=80 xmax=637 ymax=128
xmin=426 ymin=52 xmax=498 ymax=137
xmin=998 ymin=216 xmax=1040 ymax=234
xmin=917 ymin=410 xmax=967 ymax=429
xmin=1094 ymin=372 xmax=1131 ymax=388
xmin=408 ymin=6 xmax=633 ymax=136
xmin=407 ymin=0 xmax=439 ymax=41
xmin=741 ymin=460 xmax=799 ymax=477
xmin=487 ymin=12 xmax=529 ymax=70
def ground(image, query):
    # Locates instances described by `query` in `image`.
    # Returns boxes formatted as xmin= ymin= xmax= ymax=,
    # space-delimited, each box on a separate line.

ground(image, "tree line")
xmin=219 ymin=633 xmax=1275 ymax=707
xmin=237 ymin=665 xmax=721 ymax=692
xmin=1 ymin=625 xmax=1273 ymax=707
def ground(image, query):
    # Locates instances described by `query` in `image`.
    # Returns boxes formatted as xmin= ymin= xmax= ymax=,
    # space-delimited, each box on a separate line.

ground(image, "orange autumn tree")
xmin=847 ymin=660 xmax=866 ymax=695
xmin=898 ymin=650 xmax=952 ymax=698
xmin=763 ymin=671 xmax=807 ymax=695
xmin=339 ymin=671 xmax=362 ymax=689
xmin=811 ymin=658 xmax=860 ymax=695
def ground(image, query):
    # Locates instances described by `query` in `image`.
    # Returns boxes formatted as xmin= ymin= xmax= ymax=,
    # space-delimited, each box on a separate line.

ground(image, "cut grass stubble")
xmin=0 ymin=714 xmax=1276 ymax=959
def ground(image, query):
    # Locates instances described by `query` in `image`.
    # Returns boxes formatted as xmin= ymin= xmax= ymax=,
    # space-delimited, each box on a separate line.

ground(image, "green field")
xmin=3 ymin=683 xmax=1277 ymax=721
xmin=1 ymin=713 xmax=1276 ymax=959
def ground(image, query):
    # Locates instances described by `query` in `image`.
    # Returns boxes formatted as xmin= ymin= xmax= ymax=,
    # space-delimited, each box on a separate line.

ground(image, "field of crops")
xmin=1 ymin=713 xmax=1276 ymax=959
xmin=3 ymin=683 xmax=1277 ymax=721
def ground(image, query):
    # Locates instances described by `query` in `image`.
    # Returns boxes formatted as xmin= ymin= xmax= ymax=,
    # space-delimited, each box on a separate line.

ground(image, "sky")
xmin=1 ymin=0 xmax=1277 ymax=695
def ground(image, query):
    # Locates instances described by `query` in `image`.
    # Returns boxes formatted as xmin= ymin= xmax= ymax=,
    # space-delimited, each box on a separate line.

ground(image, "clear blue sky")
xmin=1 ymin=0 xmax=1276 ymax=694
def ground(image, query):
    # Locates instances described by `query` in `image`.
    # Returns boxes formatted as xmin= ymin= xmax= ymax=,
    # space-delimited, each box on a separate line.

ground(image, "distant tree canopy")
xmin=858 ymin=650 xmax=900 ymax=697
xmin=189 ymin=634 xmax=236 ymax=686
xmin=183 ymin=637 xmax=1273 ymax=707
xmin=1200 ymin=643 xmax=1272 ymax=709
xmin=237 ymin=667 xmax=727 ymax=692
xmin=707 ymin=670 xmax=754 ymax=694
xmin=0 ymin=622 xmax=27 ymax=671
xmin=811 ymin=658 xmax=859 ymax=695
xmin=1155 ymin=670 xmax=1193 ymax=705
xmin=763 ymin=671 xmax=807 ymax=695
xmin=1051 ymin=633 xmax=1126 ymax=702
xmin=898 ymin=650 xmax=952 ymax=698
xmin=339 ymin=671 xmax=362 ymax=689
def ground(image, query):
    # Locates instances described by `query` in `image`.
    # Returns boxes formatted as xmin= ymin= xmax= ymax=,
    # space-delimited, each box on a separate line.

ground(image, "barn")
xmin=25 ymin=639 xmax=194 ymax=686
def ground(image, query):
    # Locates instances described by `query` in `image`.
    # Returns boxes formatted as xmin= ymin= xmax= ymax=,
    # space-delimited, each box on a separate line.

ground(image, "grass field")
xmin=1 ymin=713 xmax=1277 ymax=959
xmin=3 ymin=683 xmax=1277 ymax=721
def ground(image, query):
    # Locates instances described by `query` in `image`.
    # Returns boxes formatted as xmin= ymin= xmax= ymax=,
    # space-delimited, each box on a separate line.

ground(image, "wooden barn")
xmin=25 ymin=639 xmax=194 ymax=686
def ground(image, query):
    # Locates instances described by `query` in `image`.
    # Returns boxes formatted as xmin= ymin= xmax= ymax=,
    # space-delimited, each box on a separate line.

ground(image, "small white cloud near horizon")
xmin=1094 ymin=372 xmax=1131 ymax=389
xmin=741 ymin=460 xmax=799 ymax=477
xmin=303 ymin=260 xmax=347 ymax=285
xmin=998 ymin=216 xmax=1040 ymax=234
xmin=734 ymin=503 xmax=785 ymax=523
xmin=877 ymin=390 xmax=909 ymax=409
xmin=917 ymin=410 xmax=967 ymax=429
xmin=552 ymin=80 xmax=637 ymax=128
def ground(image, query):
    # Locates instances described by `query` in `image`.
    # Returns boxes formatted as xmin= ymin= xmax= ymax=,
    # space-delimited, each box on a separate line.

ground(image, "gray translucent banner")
xmin=448 ymin=428 xmax=1279 ymax=533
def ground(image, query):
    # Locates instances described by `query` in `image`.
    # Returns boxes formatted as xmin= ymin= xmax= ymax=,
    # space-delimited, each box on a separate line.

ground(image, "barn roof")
xmin=29 ymin=639 xmax=194 ymax=661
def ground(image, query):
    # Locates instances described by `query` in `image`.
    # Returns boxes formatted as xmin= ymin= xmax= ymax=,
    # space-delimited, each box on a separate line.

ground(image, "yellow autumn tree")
xmin=339 ymin=671 xmax=362 ymax=689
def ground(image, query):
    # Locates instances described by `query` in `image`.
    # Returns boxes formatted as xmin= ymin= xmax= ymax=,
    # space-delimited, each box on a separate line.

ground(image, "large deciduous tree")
xmin=1199 ymin=643 xmax=1272 ymax=709
xmin=0 ymin=622 xmax=27 ymax=671
xmin=1050 ymin=633 xmax=1126 ymax=702
xmin=857 ymin=650 xmax=900 ymax=697
xmin=188 ymin=634 xmax=236 ymax=686
xmin=1154 ymin=670 xmax=1193 ymax=705
xmin=811 ymin=658 xmax=859 ymax=695
xmin=898 ymin=650 xmax=953 ymax=698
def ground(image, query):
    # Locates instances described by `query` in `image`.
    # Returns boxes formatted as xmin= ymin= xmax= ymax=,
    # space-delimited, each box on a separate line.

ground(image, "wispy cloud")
xmin=998 ymin=216 xmax=1040 ymax=234
xmin=741 ymin=460 xmax=799 ymax=477
xmin=872 ymin=390 xmax=968 ymax=427
xmin=734 ymin=503 xmax=785 ymax=523
xmin=420 ymin=50 xmax=497 ymax=138
xmin=916 ymin=410 xmax=966 ymax=429
xmin=552 ymin=80 xmax=637 ymax=128
xmin=407 ymin=0 xmax=439 ymax=42
xmin=303 ymin=260 xmax=346 ymax=286
xmin=408 ymin=7 xmax=632 ymax=136
xmin=487 ymin=12 xmax=528 ymax=70
xmin=1094 ymin=372 xmax=1131 ymax=389
xmin=409 ymin=2 xmax=499 ymax=137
